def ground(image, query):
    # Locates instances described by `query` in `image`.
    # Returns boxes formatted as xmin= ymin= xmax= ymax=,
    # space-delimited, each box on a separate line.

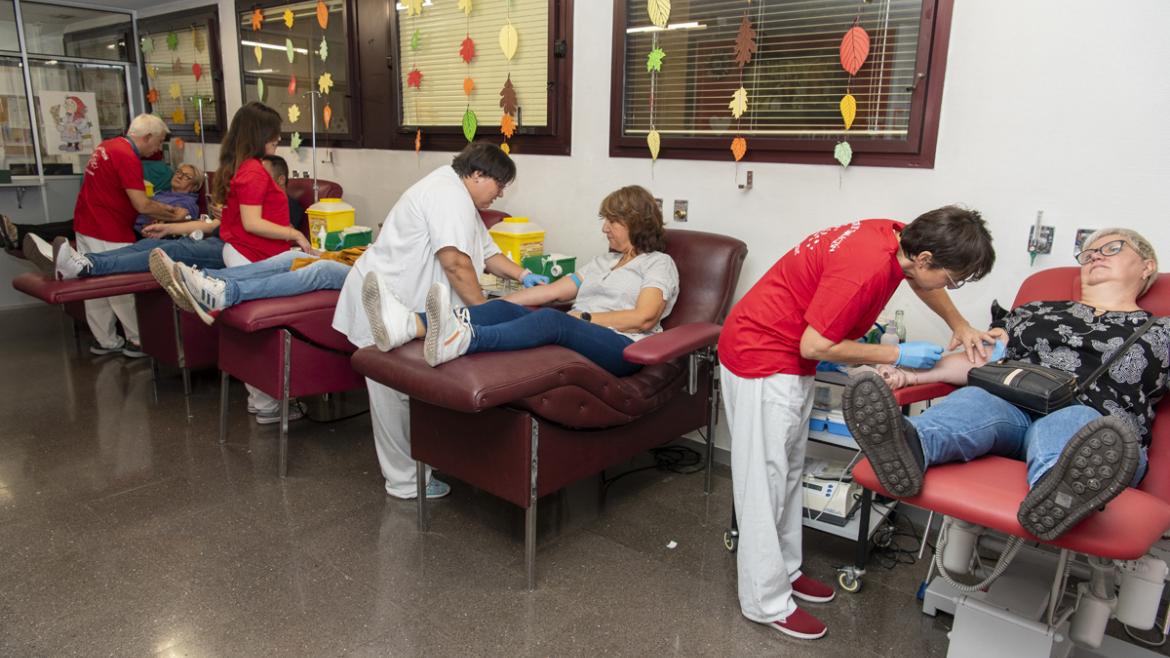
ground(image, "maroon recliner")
xmin=351 ymin=228 xmax=748 ymax=588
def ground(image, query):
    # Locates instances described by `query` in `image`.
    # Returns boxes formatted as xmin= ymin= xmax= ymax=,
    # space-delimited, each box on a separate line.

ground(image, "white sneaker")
xmin=150 ymin=248 xmax=196 ymax=314
xmin=423 ymin=282 xmax=472 ymax=367
xmin=22 ymin=233 xmax=54 ymax=274
xmin=54 ymin=239 xmax=92 ymax=280
xmin=177 ymin=263 xmax=227 ymax=326
xmin=361 ymin=271 xmax=416 ymax=352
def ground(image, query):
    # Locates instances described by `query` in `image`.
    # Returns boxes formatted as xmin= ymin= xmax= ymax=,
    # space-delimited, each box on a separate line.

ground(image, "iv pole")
xmin=194 ymin=95 xmax=209 ymax=210
xmin=303 ymin=89 xmax=321 ymax=203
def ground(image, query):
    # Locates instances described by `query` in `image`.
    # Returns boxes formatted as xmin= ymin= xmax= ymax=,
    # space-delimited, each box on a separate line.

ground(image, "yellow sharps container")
xmin=489 ymin=216 xmax=545 ymax=264
xmin=306 ymin=198 xmax=356 ymax=251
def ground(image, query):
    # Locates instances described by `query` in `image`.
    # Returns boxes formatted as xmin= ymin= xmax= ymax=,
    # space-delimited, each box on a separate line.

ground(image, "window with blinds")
xmin=139 ymin=8 xmax=224 ymax=139
xmin=611 ymin=0 xmax=953 ymax=167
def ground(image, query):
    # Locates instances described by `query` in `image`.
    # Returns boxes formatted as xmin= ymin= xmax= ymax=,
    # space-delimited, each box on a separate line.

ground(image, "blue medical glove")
xmin=522 ymin=272 xmax=550 ymax=288
xmin=895 ymin=341 xmax=944 ymax=369
xmin=989 ymin=340 xmax=1007 ymax=361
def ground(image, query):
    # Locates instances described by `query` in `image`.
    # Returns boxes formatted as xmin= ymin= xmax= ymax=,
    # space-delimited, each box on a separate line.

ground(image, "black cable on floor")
xmin=601 ymin=443 xmax=705 ymax=492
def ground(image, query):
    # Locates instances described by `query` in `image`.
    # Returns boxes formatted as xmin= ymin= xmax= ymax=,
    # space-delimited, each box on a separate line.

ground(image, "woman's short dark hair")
xmin=901 ymin=205 xmax=995 ymax=282
xmin=598 ymin=185 xmax=666 ymax=254
xmin=451 ymin=142 xmax=516 ymax=186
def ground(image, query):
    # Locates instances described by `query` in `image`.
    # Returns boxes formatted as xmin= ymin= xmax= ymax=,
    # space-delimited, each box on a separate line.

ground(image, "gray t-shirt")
xmin=571 ymin=251 xmax=680 ymax=341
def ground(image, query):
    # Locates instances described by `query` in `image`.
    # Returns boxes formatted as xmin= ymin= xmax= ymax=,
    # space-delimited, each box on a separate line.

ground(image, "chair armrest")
xmin=623 ymin=322 xmax=721 ymax=365
xmin=893 ymin=382 xmax=956 ymax=406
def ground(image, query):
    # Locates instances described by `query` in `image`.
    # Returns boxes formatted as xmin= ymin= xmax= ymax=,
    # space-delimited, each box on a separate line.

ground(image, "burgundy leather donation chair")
xmin=853 ymin=268 xmax=1170 ymax=655
xmin=351 ymin=228 xmax=748 ymax=589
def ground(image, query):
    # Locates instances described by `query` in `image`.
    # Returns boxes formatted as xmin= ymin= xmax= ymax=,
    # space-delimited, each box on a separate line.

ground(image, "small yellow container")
xmin=307 ymin=198 xmax=356 ymax=251
xmin=144 ymin=180 xmax=154 ymax=197
xmin=489 ymin=216 xmax=544 ymax=264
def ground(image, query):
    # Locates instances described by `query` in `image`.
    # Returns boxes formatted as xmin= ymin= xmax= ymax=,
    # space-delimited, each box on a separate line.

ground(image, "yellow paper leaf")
xmin=731 ymin=137 xmax=747 ymax=161
xmin=283 ymin=8 xmax=294 ymax=28
xmin=457 ymin=0 xmax=473 ymax=15
xmin=500 ymin=142 xmax=510 ymax=154
xmin=253 ymin=45 xmax=263 ymax=66
xmin=647 ymin=129 xmax=661 ymax=161
xmin=194 ymin=120 xmax=201 ymax=136
xmin=499 ymin=23 xmax=518 ymax=61
xmin=647 ymin=0 xmax=671 ymax=28
xmin=172 ymin=108 xmax=186 ymax=124
xmin=318 ymin=72 xmax=334 ymax=95
xmin=288 ymin=105 xmax=300 ymax=123
xmin=169 ymin=82 xmax=182 ymax=100
xmin=405 ymin=0 xmax=422 ymax=17
xmin=147 ymin=65 xmax=158 ymax=79
xmin=840 ymin=93 xmax=857 ymax=131
xmin=729 ymin=86 xmax=748 ymax=119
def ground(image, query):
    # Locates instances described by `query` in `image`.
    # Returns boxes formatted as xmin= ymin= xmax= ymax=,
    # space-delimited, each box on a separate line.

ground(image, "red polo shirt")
xmin=73 ymin=137 xmax=145 ymax=243
xmin=217 ymin=158 xmax=291 ymax=262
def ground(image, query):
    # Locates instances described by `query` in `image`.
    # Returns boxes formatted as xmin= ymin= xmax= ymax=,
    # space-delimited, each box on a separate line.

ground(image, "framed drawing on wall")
xmin=38 ymin=91 xmax=101 ymax=154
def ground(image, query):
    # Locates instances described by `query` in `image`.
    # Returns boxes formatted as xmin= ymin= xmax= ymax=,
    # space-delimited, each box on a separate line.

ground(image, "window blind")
xmin=141 ymin=21 xmax=219 ymax=134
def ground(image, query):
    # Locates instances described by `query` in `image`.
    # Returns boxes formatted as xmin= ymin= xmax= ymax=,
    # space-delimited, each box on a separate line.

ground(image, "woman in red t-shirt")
xmin=211 ymin=102 xmax=313 ymax=266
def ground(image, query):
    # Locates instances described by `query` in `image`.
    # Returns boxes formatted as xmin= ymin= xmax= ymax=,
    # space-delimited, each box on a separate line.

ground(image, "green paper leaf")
xmin=166 ymin=32 xmax=179 ymax=50
xmin=411 ymin=29 xmax=420 ymax=51
xmin=285 ymin=38 xmax=295 ymax=63
xmin=834 ymin=141 xmax=853 ymax=167
xmin=646 ymin=48 xmax=665 ymax=72
xmin=462 ymin=108 xmax=478 ymax=142
xmin=318 ymin=36 xmax=328 ymax=62
xmin=257 ymin=78 xmax=265 ymax=101
xmin=141 ymin=36 xmax=154 ymax=55
xmin=290 ymin=131 xmax=302 ymax=152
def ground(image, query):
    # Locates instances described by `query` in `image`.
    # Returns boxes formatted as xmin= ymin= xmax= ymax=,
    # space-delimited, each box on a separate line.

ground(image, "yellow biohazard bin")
xmin=307 ymin=198 xmax=356 ymax=251
xmin=489 ymin=216 xmax=544 ymax=264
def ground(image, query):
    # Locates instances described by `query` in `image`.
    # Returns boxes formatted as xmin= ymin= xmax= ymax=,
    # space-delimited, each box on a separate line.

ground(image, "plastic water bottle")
xmin=894 ymin=309 xmax=907 ymax=343
xmin=880 ymin=319 xmax=900 ymax=346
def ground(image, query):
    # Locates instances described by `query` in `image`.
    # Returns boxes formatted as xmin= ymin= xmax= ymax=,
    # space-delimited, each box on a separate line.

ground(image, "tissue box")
xmin=324 ymin=225 xmax=373 ymax=251
xmin=521 ymin=253 xmax=576 ymax=282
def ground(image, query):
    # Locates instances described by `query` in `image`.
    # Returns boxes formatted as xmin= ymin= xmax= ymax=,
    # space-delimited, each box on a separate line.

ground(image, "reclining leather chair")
xmin=854 ymin=267 xmax=1170 ymax=657
xmin=351 ymin=228 xmax=748 ymax=589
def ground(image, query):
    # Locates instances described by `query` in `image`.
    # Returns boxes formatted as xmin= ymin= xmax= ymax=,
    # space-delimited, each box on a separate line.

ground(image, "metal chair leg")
xmin=526 ymin=417 xmax=540 ymax=591
xmin=704 ymin=360 xmax=721 ymax=494
xmin=172 ymin=305 xmax=191 ymax=396
xmin=218 ymin=370 xmax=229 ymax=444
xmin=416 ymin=461 xmax=428 ymax=531
xmin=278 ymin=330 xmax=291 ymax=478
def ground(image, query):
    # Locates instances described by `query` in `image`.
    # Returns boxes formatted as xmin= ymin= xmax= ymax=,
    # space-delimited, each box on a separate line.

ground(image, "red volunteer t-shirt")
xmin=719 ymin=219 xmax=907 ymax=378
xmin=73 ymin=137 xmax=145 ymax=244
xmin=218 ymin=158 xmax=291 ymax=262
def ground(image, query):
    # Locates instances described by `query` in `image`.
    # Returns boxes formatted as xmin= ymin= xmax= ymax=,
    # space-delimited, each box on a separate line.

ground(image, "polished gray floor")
xmin=1 ymin=303 xmax=1144 ymax=657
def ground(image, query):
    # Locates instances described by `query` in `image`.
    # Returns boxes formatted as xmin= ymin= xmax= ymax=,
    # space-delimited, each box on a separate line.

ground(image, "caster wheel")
xmin=723 ymin=530 xmax=738 ymax=553
xmin=838 ymin=571 xmax=862 ymax=593
xmin=874 ymin=526 xmax=894 ymax=549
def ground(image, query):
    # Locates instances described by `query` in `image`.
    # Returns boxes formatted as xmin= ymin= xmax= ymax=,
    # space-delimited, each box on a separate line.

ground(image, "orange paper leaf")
xmin=733 ymin=15 xmax=757 ymax=68
xmin=146 ymin=88 xmax=159 ymax=104
xmin=463 ymin=77 xmax=475 ymax=96
xmin=288 ymin=75 xmax=297 ymax=95
xmin=415 ymin=129 xmax=421 ymax=153
xmin=172 ymin=137 xmax=186 ymax=149
xmin=839 ymin=25 xmax=870 ymax=76
xmin=316 ymin=0 xmax=329 ymax=29
xmin=460 ymin=36 xmax=476 ymax=64
xmin=500 ymin=113 xmax=516 ymax=139
xmin=251 ymin=7 xmax=263 ymax=32
xmin=323 ymin=104 xmax=333 ymax=129
xmin=731 ymin=136 xmax=747 ymax=161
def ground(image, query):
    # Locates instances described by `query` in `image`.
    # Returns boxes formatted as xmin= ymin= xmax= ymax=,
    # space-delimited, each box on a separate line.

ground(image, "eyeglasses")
xmin=1075 ymin=239 xmax=1130 ymax=265
xmin=944 ymin=270 xmax=967 ymax=290
xmin=174 ymin=170 xmax=195 ymax=181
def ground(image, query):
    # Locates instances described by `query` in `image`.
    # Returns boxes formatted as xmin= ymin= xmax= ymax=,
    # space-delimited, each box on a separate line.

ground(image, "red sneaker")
xmin=791 ymin=574 xmax=836 ymax=603
xmin=767 ymin=606 xmax=827 ymax=640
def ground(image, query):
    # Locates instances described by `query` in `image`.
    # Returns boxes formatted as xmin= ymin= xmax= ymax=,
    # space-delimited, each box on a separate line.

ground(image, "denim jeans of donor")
xmin=204 ymin=250 xmax=350 ymax=307
xmin=906 ymin=385 xmax=1147 ymax=488
xmin=87 ymin=237 xmax=226 ymax=276
xmin=455 ymin=300 xmax=639 ymax=377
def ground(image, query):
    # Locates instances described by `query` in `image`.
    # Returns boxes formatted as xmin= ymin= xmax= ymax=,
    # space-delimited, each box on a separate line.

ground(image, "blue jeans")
xmin=204 ymin=251 xmax=350 ymax=307
xmin=87 ymin=237 xmax=226 ymax=276
xmin=907 ymin=386 xmax=1148 ymax=488
xmin=458 ymin=300 xmax=639 ymax=377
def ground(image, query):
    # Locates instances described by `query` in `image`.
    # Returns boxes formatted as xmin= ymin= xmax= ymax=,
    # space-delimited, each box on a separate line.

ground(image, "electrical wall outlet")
xmin=1074 ymin=228 xmax=1097 ymax=254
xmin=1029 ymin=224 xmax=1054 ymax=255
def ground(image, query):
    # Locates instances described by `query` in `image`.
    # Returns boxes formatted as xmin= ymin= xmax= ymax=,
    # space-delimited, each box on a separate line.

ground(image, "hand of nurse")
xmin=522 ymin=272 xmax=550 ymax=288
xmin=895 ymin=341 xmax=944 ymax=369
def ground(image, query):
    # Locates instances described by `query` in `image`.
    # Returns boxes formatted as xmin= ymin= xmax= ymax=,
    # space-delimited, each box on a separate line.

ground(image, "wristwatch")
xmin=580 ymin=311 xmax=592 ymax=323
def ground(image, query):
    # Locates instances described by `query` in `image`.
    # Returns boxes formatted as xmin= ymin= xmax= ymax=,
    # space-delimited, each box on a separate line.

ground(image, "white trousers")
xmin=222 ymin=244 xmax=279 ymax=414
xmin=721 ymin=366 xmax=814 ymax=623
xmin=366 ymin=377 xmax=430 ymax=497
xmin=76 ymin=233 xmax=140 ymax=348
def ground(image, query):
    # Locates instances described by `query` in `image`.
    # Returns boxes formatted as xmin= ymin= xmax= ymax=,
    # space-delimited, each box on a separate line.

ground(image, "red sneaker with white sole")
xmin=791 ymin=573 xmax=836 ymax=603
xmin=767 ymin=606 xmax=827 ymax=640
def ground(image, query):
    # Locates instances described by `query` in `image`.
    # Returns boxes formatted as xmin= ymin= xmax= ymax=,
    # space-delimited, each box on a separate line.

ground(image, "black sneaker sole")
xmin=21 ymin=234 xmax=54 ymax=274
xmin=843 ymin=371 xmax=923 ymax=497
xmin=1017 ymin=416 xmax=1139 ymax=541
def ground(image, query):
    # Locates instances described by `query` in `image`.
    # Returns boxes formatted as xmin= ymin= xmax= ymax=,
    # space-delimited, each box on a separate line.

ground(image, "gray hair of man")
xmin=1082 ymin=227 xmax=1159 ymax=296
xmin=126 ymin=113 xmax=170 ymax=138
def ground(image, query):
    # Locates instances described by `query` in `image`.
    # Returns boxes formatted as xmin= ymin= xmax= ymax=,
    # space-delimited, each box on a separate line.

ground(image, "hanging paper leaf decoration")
xmin=323 ymin=104 xmax=333 ymax=129
xmin=499 ymin=23 xmax=518 ymax=61
xmin=460 ymin=36 xmax=476 ymax=64
xmin=169 ymin=82 xmax=182 ymax=100
xmin=647 ymin=0 xmax=671 ymax=28
xmin=318 ymin=37 xmax=328 ymax=62
xmin=288 ymin=104 xmax=300 ymax=123
xmin=839 ymin=93 xmax=857 ymax=130
xmin=499 ymin=75 xmax=518 ymax=115
xmin=733 ymin=16 xmax=757 ymax=68
xmin=192 ymin=63 xmax=203 ymax=82
xmin=316 ymin=0 xmax=328 ymax=29
xmin=463 ymin=77 xmax=475 ymax=96
xmin=193 ymin=27 xmax=206 ymax=53
xmin=647 ymin=129 xmax=661 ymax=161
xmin=254 ymin=45 xmax=263 ymax=65
xmin=646 ymin=48 xmax=665 ymax=72
xmin=834 ymin=141 xmax=853 ymax=167
xmin=257 ymin=78 xmax=265 ymax=101
xmin=288 ymin=75 xmax=297 ymax=95
xmin=166 ymin=32 xmax=179 ymax=51
xmin=405 ymin=0 xmax=423 ymax=17
xmin=141 ymin=36 xmax=154 ymax=55
xmin=414 ymin=129 xmax=421 ymax=153
xmin=172 ymin=137 xmax=185 ymax=150
xmin=172 ymin=108 xmax=186 ymax=124
xmin=251 ymin=8 xmax=263 ymax=32
xmin=500 ymin=142 xmax=510 ymax=154
xmin=729 ymin=86 xmax=748 ymax=119
xmin=318 ymin=72 xmax=334 ymax=94
xmin=283 ymin=8 xmax=294 ymax=29
xmin=146 ymin=88 xmax=159 ymax=104
xmin=839 ymin=26 xmax=871 ymax=76
xmin=290 ymin=131 xmax=302 ymax=152
xmin=193 ymin=121 xmax=201 ymax=136
xmin=462 ymin=108 xmax=478 ymax=142
xmin=458 ymin=0 xmax=473 ymax=16
xmin=500 ymin=113 xmax=517 ymax=139
xmin=731 ymin=136 xmax=747 ymax=161
xmin=147 ymin=65 xmax=158 ymax=80
xmin=411 ymin=29 xmax=420 ymax=51
xmin=172 ymin=58 xmax=183 ymax=74
xmin=407 ymin=68 xmax=423 ymax=89
xmin=285 ymin=38 xmax=295 ymax=63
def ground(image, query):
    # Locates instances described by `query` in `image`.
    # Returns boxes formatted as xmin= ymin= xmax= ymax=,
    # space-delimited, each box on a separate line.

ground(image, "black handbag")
xmin=967 ymin=316 xmax=1156 ymax=415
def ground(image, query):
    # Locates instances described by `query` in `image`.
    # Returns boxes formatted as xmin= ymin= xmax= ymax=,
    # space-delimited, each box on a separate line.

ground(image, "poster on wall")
xmin=39 ymin=91 xmax=101 ymax=154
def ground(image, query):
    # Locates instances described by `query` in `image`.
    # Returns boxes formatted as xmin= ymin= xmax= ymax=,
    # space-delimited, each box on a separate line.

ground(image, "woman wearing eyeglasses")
xmin=845 ymin=228 xmax=1167 ymax=544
